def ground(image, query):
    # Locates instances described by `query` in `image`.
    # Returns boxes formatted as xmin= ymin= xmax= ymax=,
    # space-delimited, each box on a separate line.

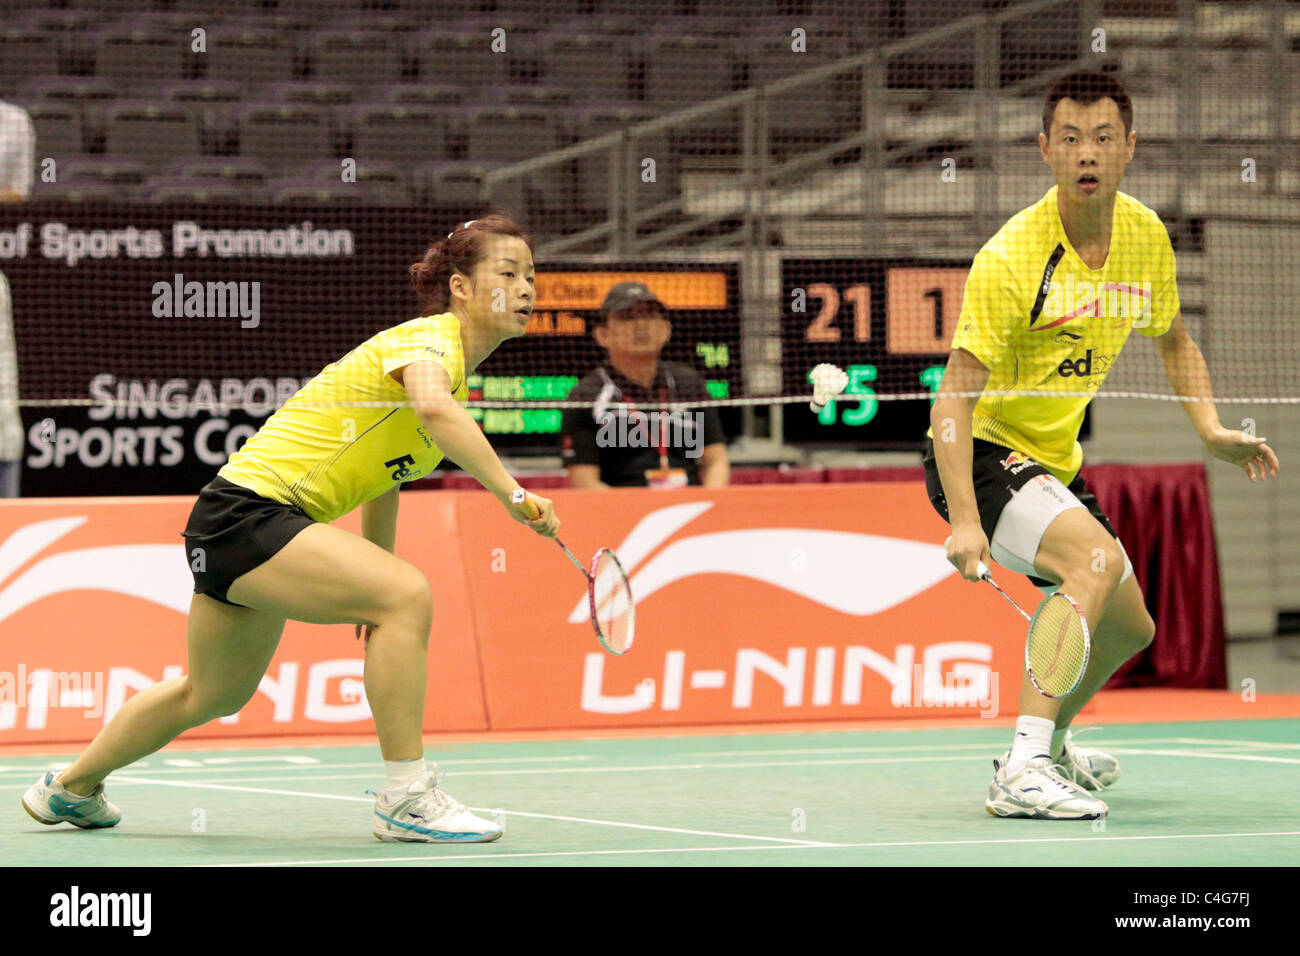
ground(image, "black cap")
xmin=599 ymin=281 xmax=667 ymax=319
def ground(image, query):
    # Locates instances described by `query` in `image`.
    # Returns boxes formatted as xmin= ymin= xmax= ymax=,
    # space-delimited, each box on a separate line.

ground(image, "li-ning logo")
xmin=1000 ymin=452 xmax=1035 ymax=475
xmin=1033 ymin=276 xmax=1153 ymax=331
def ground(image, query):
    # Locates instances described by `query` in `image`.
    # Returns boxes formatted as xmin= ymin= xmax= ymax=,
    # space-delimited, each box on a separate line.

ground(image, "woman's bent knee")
xmin=377 ymin=571 xmax=433 ymax=634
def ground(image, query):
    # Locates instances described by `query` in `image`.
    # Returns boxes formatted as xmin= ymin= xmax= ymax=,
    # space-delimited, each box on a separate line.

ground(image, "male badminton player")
xmin=924 ymin=71 xmax=1279 ymax=819
xmin=23 ymin=215 xmax=557 ymax=843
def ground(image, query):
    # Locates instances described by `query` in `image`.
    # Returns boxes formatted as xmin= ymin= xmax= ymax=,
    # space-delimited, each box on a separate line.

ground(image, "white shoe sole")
xmin=373 ymin=828 xmax=503 ymax=844
xmin=985 ymin=797 xmax=1107 ymax=820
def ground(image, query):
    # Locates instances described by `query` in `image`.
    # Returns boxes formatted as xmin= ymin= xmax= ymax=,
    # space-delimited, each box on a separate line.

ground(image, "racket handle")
xmin=976 ymin=560 xmax=992 ymax=582
xmin=511 ymin=487 xmax=540 ymax=520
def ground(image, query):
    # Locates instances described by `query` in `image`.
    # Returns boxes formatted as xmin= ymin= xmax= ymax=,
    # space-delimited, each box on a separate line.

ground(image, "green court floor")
xmin=5 ymin=719 xmax=1298 ymax=866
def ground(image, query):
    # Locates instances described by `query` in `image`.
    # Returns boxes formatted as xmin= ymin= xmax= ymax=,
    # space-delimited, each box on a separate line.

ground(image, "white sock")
xmin=1051 ymin=726 xmax=1068 ymax=762
xmin=385 ymin=758 xmax=426 ymax=796
xmin=1006 ymin=716 xmax=1055 ymax=777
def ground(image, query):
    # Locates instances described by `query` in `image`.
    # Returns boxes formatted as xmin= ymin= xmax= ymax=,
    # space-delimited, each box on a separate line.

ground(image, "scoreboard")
xmin=781 ymin=257 xmax=969 ymax=447
xmin=467 ymin=263 xmax=743 ymax=452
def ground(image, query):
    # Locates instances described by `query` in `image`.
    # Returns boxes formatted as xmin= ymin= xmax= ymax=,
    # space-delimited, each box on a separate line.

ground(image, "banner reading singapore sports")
xmin=0 ymin=204 xmax=742 ymax=496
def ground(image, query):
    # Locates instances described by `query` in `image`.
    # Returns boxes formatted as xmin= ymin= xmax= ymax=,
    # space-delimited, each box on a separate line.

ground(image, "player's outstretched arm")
xmin=400 ymin=359 xmax=560 ymax=537
xmin=1154 ymin=312 xmax=1279 ymax=483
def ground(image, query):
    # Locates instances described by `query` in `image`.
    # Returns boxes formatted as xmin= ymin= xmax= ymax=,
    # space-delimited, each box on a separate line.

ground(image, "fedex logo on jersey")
xmin=1033 ymin=275 xmax=1152 ymax=330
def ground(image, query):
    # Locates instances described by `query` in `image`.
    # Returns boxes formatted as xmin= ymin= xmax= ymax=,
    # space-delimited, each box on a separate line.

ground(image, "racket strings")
xmin=1027 ymin=594 xmax=1088 ymax=696
xmin=591 ymin=550 xmax=634 ymax=654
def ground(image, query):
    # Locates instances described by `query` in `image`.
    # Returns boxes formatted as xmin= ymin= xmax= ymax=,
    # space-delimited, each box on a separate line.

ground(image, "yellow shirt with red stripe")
xmin=218 ymin=313 xmax=467 ymax=522
xmin=943 ymin=185 xmax=1180 ymax=483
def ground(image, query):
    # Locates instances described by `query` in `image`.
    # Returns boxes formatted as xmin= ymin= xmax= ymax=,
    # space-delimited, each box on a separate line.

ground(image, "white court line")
xmin=0 ymin=755 xmax=594 ymax=778
xmin=685 ymin=737 xmax=1291 ymax=757
xmin=1168 ymin=738 xmax=1300 ymax=750
xmin=194 ymin=829 xmax=1300 ymax=867
xmin=107 ymin=776 xmax=831 ymax=847
xmin=1110 ymin=748 xmax=1300 ymax=766
xmin=10 ymin=745 xmax=1300 ymax=792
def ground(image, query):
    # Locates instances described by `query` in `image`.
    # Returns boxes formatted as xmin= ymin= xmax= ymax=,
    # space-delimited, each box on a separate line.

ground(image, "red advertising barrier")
xmin=0 ymin=484 xmax=1043 ymax=744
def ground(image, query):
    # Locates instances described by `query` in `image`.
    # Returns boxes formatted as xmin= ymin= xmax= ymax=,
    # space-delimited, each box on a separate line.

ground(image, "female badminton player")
xmin=23 ymin=214 xmax=555 ymax=843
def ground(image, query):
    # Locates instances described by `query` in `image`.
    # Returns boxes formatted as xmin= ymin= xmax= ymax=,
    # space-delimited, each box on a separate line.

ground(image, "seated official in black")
xmin=561 ymin=361 xmax=726 ymax=488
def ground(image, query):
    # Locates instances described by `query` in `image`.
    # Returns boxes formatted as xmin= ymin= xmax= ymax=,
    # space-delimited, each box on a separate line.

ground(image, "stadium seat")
xmin=204 ymin=28 xmax=299 ymax=88
xmin=415 ymin=159 xmax=525 ymax=215
xmin=809 ymin=0 xmax=895 ymax=43
xmin=266 ymin=178 xmax=368 ymax=205
xmin=299 ymin=159 xmax=414 ymax=205
xmin=91 ymin=29 xmax=190 ymax=93
xmin=160 ymin=80 xmax=244 ymax=154
xmin=348 ymin=103 xmax=451 ymax=163
xmin=28 ymin=180 xmax=121 ymax=203
xmin=463 ymin=104 xmax=568 ymax=197
xmin=104 ymin=102 xmax=202 ymax=165
xmin=469 ymin=84 xmax=574 ymax=111
xmin=24 ymin=102 xmax=83 ymax=158
xmin=414 ymin=31 xmax=511 ymax=89
xmin=260 ymin=81 xmax=355 ymax=106
xmin=638 ymin=36 xmax=736 ymax=111
xmin=550 ymin=13 xmax=649 ymax=38
xmin=375 ymin=83 xmax=465 ymax=109
xmin=141 ymin=176 xmax=244 ymax=203
xmin=739 ymin=32 xmax=853 ymax=138
xmin=57 ymin=155 xmax=152 ymax=187
xmin=0 ymin=30 xmax=58 ymax=97
xmin=169 ymin=156 xmax=271 ymax=199
xmin=237 ymin=103 xmax=334 ymax=171
xmin=308 ymin=31 xmax=407 ymax=89
xmin=539 ymin=32 xmax=633 ymax=102
xmin=572 ymin=103 xmax=672 ymax=215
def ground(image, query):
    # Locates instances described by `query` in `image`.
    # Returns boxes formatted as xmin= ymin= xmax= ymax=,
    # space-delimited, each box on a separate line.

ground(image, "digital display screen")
xmin=469 ymin=264 xmax=742 ymax=448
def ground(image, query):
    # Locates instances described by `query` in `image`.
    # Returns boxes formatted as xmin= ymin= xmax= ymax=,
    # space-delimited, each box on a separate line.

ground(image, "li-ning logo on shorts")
xmin=1000 ymin=452 xmax=1035 ymax=475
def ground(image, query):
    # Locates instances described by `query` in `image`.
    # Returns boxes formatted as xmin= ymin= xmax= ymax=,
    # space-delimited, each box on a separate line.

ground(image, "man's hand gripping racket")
xmin=945 ymin=535 xmax=1091 ymax=699
xmin=512 ymin=488 xmax=635 ymax=655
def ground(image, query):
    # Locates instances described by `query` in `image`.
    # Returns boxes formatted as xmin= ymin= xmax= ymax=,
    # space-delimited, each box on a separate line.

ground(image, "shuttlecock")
xmin=810 ymin=363 xmax=849 ymax=411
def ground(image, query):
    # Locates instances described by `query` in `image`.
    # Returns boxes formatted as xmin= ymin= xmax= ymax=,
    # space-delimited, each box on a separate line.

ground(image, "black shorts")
xmin=181 ymin=475 xmax=315 ymax=608
xmin=922 ymin=437 xmax=1119 ymax=588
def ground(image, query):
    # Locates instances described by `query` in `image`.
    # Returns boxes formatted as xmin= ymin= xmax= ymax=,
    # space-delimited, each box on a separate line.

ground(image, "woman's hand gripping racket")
xmin=512 ymin=489 xmax=635 ymax=655
xmin=945 ymin=537 xmax=1091 ymax=699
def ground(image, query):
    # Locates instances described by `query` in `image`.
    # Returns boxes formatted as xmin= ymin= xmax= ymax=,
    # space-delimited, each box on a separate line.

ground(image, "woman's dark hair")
xmin=409 ymin=214 xmax=534 ymax=314
xmin=1042 ymin=70 xmax=1132 ymax=139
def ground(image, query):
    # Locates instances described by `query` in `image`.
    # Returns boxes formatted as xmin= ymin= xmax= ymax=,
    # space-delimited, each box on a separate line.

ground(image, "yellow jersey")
xmin=945 ymin=185 xmax=1180 ymax=483
xmin=219 ymin=312 xmax=467 ymax=523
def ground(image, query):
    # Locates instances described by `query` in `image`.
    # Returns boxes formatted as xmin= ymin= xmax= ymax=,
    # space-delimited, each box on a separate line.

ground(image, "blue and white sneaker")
xmin=22 ymin=772 xmax=121 ymax=829
xmin=1055 ymin=728 xmax=1121 ymax=791
xmin=986 ymin=755 xmax=1108 ymax=819
xmin=368 ymin=767 xmax=503 ymax=844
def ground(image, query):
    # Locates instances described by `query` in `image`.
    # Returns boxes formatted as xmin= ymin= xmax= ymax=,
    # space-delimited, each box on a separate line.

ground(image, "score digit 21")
xmin=794 ymin=265 xmax=968 ymax=427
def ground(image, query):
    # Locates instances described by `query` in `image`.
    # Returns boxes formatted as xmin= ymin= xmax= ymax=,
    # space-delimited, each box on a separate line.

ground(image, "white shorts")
xmin=991 ymin=473 xmax=1134 ymax=596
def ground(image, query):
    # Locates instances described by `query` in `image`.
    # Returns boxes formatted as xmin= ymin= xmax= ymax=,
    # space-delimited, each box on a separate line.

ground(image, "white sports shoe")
xmin=1055 ymin=728 xmax=1121 ymax=791
xmin=986 ymin=756 xmax=1108 ymax=819
xmin=22 ymin=771 xmax=121 ymax=829
xmin=368 ymin=767 xmax=503 ymax=844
